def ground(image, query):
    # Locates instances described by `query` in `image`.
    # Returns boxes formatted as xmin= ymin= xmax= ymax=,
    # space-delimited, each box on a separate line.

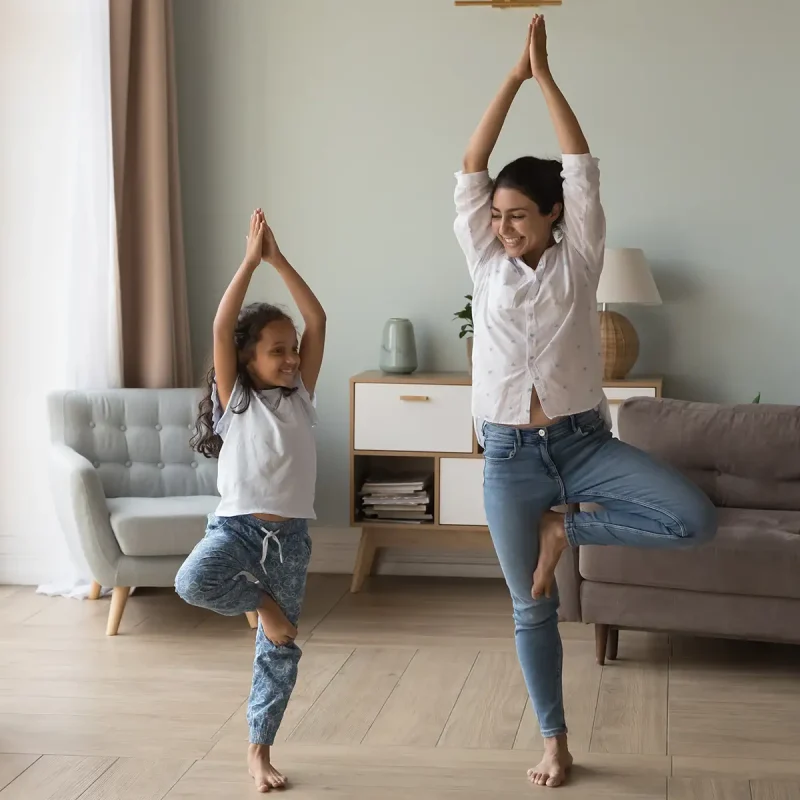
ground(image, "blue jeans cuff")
xmin=540 ymin=726 xmax=568 ymax=739
xmin=563 ymin=510 xmax=578 ymax=547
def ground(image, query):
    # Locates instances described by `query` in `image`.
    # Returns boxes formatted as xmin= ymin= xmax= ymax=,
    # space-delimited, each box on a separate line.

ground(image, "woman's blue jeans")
xmin=482 ymin=410 xmax=717 ymax=738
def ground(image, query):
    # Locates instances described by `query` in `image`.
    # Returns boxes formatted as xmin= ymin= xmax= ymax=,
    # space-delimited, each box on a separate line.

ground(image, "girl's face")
xmin=491 ymin=187 xmax=562 ymax=261
xmin=247 ymin=319 xmax=300 ymax=389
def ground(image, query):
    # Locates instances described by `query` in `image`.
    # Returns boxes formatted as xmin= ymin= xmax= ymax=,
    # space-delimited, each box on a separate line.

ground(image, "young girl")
xmin=455 ymin=17 xmax=716 ymax=788
xmin=175 ymin=209 xmax=325 ymax=793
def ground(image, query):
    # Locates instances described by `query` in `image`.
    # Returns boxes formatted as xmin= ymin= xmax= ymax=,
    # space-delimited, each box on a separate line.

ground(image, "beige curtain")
xmin=109 ymin=0 xmax=192 ymax=388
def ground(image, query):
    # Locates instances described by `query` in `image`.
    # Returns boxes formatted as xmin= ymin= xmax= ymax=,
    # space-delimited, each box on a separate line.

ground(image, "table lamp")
xmin=596 ymin=248 xmax=662 ymax=380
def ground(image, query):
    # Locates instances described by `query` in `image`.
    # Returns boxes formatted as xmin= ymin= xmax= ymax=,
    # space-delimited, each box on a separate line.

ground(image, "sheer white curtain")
xmin=0 ymin=0 xmax=120 ymax=593
xmin=64 ymin=2 xmax=122 ymax=394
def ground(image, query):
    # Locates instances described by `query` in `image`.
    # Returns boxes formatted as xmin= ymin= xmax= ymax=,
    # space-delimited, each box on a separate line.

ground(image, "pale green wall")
xmin=174 ymin=0 xmax=800 ymax=526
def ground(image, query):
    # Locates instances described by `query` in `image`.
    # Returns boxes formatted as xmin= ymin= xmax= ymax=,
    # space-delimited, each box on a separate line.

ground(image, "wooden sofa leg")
xmin=106 ymin=586 xmax=131 ymax=636
xmin=595 ymin=624 xmax=610 ymax=666
xmin=607 ymin=627 xmax=619 ymax=661
xmin=245 ymin=611 xmax=259 ymax=629
xmin=88 ymin=581 xmax=102 ymax=600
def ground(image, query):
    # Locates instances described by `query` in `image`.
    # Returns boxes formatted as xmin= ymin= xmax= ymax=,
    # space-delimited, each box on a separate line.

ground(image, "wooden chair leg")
xmin=88 ymin=581 xmax=102 ymax=600
xmin=245 ymin=611 xmax=259 ymax=629
xmin=595 ymin=623 xmax=610 ymax=666
xmin=106 ymin=586 xmax=131 ymax=636
xmin=350 ymin=530 xmax=377 ymax=593
xmin=607 ymin=627 xmax=619 ymax=661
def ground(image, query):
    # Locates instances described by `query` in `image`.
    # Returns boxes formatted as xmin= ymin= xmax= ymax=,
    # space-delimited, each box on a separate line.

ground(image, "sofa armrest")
xmin=48 ymin=444 xmax=122 ymax=586
xmin=555 ymin=545 xmax=582 ymax=622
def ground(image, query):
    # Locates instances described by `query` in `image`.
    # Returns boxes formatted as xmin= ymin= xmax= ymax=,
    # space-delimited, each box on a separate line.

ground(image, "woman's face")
xmin=491 ymin=187 xmax=562 ymax=261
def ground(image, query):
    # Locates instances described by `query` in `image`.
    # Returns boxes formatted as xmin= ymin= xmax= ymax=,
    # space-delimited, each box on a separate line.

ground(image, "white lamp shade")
xmin=597 ymin=248 xmax=662 ymax=306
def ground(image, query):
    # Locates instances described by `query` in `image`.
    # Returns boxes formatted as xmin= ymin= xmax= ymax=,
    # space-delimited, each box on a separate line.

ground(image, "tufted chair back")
xmin=48 ymin=390 xmax=218 ymax=499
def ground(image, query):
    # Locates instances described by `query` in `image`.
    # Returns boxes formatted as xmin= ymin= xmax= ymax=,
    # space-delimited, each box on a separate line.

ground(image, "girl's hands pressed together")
xmin=259 ymin=211 xmax=282 ymax=265
xmin=244 ymin=209 xmax=266 ymax=270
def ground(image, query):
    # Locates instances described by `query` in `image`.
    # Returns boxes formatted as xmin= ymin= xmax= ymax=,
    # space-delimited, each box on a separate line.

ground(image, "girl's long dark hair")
xmin=191 ymin=302 xmax=294 ymax=459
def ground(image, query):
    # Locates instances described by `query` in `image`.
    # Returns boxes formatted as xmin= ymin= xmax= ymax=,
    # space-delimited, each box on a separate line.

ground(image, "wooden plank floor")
xmin=1 ymin=575 xmax=800 ymax=798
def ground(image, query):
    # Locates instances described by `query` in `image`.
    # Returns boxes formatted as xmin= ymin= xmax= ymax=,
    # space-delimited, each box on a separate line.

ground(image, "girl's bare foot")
xmin=248 ymin=744 xmax=287 ymax=793
xmin=528 ymin=734 xmax=573 ymax=788
xmin=257 ymin=600 xmax=297 ymax=646
xmin=532 ymin=511 xmax=569 ymax=599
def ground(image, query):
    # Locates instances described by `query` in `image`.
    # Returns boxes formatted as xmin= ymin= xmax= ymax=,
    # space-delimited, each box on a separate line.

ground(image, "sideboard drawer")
xmin=439 ymin=458 xmax=487 ymax=526
xmin=354 ymin=383 xmax=473 ymax=453
xmin=603 ymin=387 xmax=658 ymax=402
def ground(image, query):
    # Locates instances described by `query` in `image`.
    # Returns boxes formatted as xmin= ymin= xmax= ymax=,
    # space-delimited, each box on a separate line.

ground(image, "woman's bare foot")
xmin=532 ymin=512 xmax=569 ymax=599
xmin=248 ymin=744 xmax=287 ymax=793
xmin=257 ymin=598 xmax=297 ymax=646
xmin=528 ymin=734 xmax=573 ymax=788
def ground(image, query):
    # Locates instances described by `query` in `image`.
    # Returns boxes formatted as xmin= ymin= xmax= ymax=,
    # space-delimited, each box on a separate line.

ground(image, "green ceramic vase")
xmin=379 ymin=318 xmax=418 ymax=374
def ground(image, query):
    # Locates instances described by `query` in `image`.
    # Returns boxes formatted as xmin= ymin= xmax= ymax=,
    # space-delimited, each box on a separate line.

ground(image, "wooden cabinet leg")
xmin=106 ymin=586 xmax=131 ymax=636
xmin=607 ymin=627 xmax=619 ymax=661
xmin=595 ymin=623 xmax=610 ymax=666
xmin=88 ymin=581 xmax=102 ymax=600
xmin=350 ymin=530 xmax=377 ymax=593
xmin=245 ymin=611 xmax=259 ymax=629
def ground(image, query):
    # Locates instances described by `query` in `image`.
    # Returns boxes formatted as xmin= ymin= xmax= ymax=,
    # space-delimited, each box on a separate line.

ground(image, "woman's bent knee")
xmin=680 ymin=492 xmax=718 ymax=545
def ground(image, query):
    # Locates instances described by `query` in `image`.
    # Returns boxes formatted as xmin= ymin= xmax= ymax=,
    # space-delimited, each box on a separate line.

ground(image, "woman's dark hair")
xmin=191 ymin=302 xmax=294 ymax=459
xmin=494 ymin=156 xmax=565 ymax=227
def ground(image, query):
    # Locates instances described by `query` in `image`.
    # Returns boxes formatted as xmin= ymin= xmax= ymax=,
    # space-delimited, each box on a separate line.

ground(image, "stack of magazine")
xmin=359 ymin=473 xmax=433 ymax=523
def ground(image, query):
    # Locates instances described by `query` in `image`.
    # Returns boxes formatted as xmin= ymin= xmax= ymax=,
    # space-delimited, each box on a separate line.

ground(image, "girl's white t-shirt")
xmin=212 ymin=378 xmax=317 ymax=520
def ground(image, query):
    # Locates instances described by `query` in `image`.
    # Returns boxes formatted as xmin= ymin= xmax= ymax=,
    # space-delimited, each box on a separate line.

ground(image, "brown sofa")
xmin=556 ymin=397 xmax=800 ymax=664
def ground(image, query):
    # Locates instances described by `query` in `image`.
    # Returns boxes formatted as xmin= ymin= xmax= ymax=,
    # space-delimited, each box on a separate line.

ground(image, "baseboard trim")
xmin=308 ymin=526 xmax=503 ymax=579
xmin=1 ymin=527 xmax=503 ymax=587
xmin=0 ymin=559 xmax=64 ymax=586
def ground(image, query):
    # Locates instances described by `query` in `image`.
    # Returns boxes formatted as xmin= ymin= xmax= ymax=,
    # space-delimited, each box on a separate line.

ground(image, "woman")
xmin=453 ymin=16 xmax=716 ymax=788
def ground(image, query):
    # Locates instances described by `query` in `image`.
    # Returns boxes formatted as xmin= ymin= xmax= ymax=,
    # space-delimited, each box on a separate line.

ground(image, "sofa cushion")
xmin=618 ymin=399 xmax=800 ymax=511
xmin=107 ymin=496 xmax=219 ymax=557
xmin=579 ymin=507 xmax=800 ymax=600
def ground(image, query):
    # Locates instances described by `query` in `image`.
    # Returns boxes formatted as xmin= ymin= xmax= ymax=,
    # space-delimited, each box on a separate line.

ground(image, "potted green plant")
xmin=453 ymin=295 xmax=474 ymax=373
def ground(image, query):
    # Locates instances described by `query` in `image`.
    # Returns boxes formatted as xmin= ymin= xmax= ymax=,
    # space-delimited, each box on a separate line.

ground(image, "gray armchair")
xmin=47 ymin=389 xmax=235 ymax=635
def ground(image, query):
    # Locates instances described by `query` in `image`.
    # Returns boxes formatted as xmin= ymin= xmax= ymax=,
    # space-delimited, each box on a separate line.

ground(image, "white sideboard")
xmin=349 ymin=371 xmax=662 ymax=592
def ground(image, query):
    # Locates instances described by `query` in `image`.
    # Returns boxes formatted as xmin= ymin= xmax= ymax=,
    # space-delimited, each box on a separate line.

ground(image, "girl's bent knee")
xmin=174 ymin=555 xmax=224 ymax=609
xmin=174 ymin=558 xmax=206 ymax=607
xmin=175 ymin=552 xmax=262 ymax=616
